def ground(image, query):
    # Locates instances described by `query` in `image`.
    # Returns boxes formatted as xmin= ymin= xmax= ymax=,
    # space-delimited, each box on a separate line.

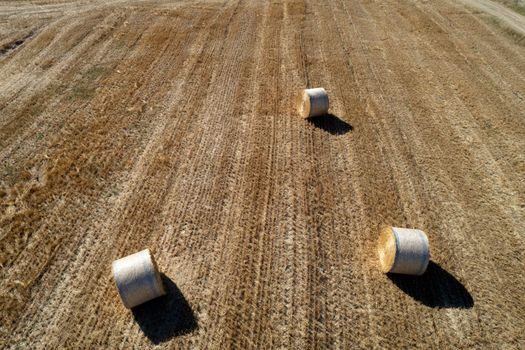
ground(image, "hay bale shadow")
xmin=388 ymin=261 xmax=473 ymax=308
xmin=132 ymin=274 xmax=198 ymax=344
xmin=307 ymin=113 xmax=353 ymax=135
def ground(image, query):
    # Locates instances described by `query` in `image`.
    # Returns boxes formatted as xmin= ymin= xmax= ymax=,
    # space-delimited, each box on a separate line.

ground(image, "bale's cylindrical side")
xmin=377 ymin=226 xmax=430 ymax=275
xmin=297 ymin=87 xmax=329 ymax=118
xmin=112 ymin=249 xmax=165 ymax=308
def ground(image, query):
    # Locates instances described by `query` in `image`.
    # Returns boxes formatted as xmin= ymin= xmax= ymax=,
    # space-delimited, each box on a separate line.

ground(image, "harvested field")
xmin=1 ymin=0 xmax=524 ymax=348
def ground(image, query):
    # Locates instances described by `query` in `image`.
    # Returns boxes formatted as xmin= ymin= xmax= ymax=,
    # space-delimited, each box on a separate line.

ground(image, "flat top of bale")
xmin=296 ymin=89 xmax=311 ymax=118
xmin=378 ymin=226 xmax=396 ymax=273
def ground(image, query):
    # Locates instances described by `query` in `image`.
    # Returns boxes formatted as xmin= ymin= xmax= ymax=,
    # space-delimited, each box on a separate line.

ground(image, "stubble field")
xmin=1 ymin=0 xmax=524 ymax=348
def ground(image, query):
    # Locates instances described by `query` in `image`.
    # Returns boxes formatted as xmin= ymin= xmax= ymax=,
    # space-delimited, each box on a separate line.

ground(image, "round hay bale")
xmin=297 ymin=87 xmax=329 ymax=118
xmin=377 ymin=226 xmax=430 ymax=275
xmin=112 ymin=249 xmax=165 ymax=308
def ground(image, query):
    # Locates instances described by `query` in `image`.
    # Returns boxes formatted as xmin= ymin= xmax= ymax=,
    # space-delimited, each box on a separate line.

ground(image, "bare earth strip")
xmin=462 ymin=0 xmax=525 ymax=35
xmin=0 ymin=0 xmax=524 ymax=348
